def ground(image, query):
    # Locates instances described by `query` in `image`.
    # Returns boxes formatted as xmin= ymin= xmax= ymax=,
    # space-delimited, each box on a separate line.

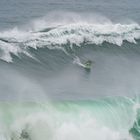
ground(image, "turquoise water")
xmin=0 ymin=97 xmax=138 ymax=140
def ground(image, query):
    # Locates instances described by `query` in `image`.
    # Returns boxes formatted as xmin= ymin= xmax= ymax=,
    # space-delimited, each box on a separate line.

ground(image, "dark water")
xmin=0 ymin=0 xmax=140 ymax=140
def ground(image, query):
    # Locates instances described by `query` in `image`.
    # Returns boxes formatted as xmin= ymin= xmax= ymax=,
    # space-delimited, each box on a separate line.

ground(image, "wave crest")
xmin=0 ymin=23 xmax=140 ymax=62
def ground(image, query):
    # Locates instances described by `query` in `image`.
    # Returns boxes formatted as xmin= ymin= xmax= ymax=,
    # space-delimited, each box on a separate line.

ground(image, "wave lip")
xmin=0 ymin=23 xmax=140 ymax=62
xmin=34 ymin=23 xmax=140 ymax=46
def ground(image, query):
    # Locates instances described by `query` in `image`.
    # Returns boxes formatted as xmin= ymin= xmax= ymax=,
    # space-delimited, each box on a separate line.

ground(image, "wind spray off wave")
xmin=0 ymin=20 xmax=140 ymax=62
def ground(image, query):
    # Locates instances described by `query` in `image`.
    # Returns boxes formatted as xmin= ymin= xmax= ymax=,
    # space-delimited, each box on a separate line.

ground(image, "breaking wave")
xmin=1 ymin=14 xmax=140 ymax=140
xmin=0 ymin=97 xmax=139 ymax=140
xmin=0 ymin=22 xmax=140 ymax=62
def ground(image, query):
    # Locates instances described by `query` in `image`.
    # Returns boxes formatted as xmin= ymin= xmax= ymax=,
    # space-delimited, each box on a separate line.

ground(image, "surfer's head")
xmin=85 ymin=60 xmax=92 ymax=65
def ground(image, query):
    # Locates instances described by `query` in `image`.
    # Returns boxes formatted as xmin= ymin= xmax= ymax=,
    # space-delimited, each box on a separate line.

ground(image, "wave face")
xmin=1 ymin=13 xmax=140 ymax=140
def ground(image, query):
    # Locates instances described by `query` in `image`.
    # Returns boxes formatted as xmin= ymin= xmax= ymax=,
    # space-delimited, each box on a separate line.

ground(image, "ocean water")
xmin=0 ymin=0 xmax=140 ymax=140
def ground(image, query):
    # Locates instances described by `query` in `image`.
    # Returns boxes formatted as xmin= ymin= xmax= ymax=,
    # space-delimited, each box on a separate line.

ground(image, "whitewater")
xmin=0 ymin=22 xmax=140 ymax=62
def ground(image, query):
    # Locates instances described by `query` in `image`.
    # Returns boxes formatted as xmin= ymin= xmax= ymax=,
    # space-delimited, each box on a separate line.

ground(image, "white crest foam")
xmin=0 ymin=17 xmax=140 ymax=62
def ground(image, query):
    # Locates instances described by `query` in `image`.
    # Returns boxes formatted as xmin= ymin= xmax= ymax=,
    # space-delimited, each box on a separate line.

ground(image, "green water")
xmin=0 ymin=97 xmax=139 ymax=140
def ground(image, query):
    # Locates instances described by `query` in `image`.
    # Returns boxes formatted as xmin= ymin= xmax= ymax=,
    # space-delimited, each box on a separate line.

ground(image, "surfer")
xmin=84 ymin=60 xmax=92 ymax=70
xmin=73 ymin=56 xmax=93 ymax=71
xmin=84 ymin=60 xmax=92 ymax=68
